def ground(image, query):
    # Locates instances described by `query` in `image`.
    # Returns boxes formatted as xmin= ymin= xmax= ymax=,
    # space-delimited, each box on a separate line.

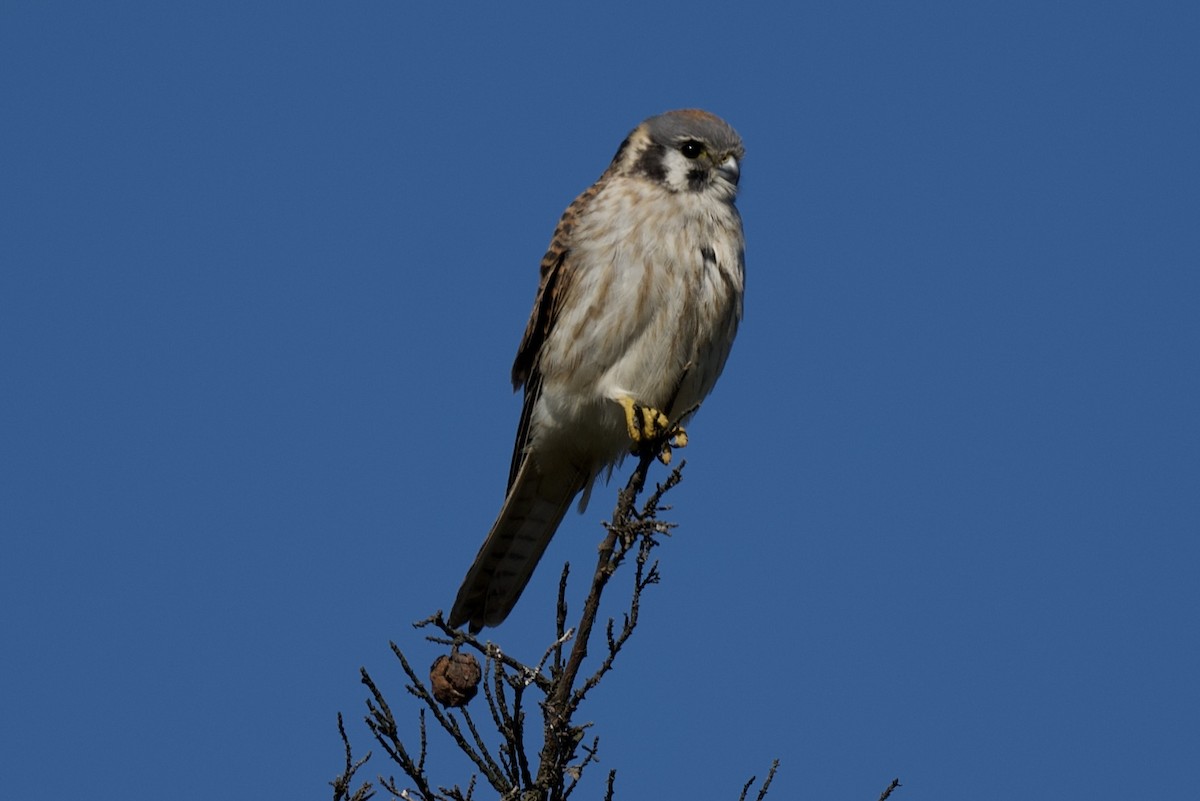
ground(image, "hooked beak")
xmin=715 ymin=154 xmax=740 ymax=186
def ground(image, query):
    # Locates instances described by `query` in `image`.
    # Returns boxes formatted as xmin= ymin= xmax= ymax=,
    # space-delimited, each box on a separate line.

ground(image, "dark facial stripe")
xmin=686 ymin=168 xmax=709 ymax=191
xmin=632 ymin=142 xmax=668 ymax=183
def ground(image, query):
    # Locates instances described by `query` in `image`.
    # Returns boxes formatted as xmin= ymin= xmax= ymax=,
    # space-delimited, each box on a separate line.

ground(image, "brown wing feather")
xmin=507 ymin=372 xmax=540 ymax=491
xmin=505 ymin=170 xmax=613 ymax=490
xmin=507 ymin=247 xmax=564 ymax=491
xmin=456 ymin=161 xmax=621 ymax=630
xmin=510 ymin=166 xmax=616 ymax=389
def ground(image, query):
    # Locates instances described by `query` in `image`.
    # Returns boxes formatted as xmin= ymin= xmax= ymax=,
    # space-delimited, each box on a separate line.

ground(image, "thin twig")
xmin=361 ymin=667 xmax=437 ymax=800
xmin=386 ymin=642 xmax=509 ymax=795
xmin=458 ymin=705 xmax=502 ymax=786
xmin=417 ymin=615 xmax=553 ymax=693
xmin=509 ymin=670 xmax=534 ymax=790
xmin=877 ymin=777 xmax=901 ymax=801
xmin=341 ymin=444 xmax=701 ymax=801
xmin=738 ymin=760 xmax=781 ymax=801
xmin=755 ymin=760 xmax=780 ymax=801
xmin=571 ymin=464 xmax=682 ymax=708
xmin=534 ymin=450 xmax=659 ymax=793
xmin=555 ymin=563 xmax=570 ymax=675
xmin=603 ymin=770 xmax=616 ymax=801
xmin=538 ymin=628 xmax=574 ymax=680
xmin=331 ymin=712 xmax=374 ymax=801
xmin=562 ymin=735 xmax=601 ymax=800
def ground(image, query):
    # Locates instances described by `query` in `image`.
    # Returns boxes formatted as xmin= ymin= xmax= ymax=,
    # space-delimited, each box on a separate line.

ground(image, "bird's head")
xmin=612 ymin=109 xmax=744 ymax=199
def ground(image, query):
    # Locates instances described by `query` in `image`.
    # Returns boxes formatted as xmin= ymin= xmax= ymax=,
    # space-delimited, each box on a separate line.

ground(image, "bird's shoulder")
xmin=509 ymin=170 xmax=613 ymax=389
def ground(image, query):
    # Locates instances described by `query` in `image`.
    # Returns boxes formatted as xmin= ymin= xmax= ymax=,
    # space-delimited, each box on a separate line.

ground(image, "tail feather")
xmin=449 ymin=457 xmax=584 ymax=631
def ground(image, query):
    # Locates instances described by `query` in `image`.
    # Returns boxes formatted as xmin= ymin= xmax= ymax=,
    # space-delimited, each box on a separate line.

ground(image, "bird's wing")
xmin=506 ymin=246 xmax=564 ymax=491
xmin=455 ymin=171 xmax=615 ymax=630
xmin=505 ymin=174 xmax=608 ymax=490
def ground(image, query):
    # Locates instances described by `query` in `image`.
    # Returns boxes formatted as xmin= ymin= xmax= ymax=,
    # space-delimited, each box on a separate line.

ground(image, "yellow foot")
xmin=617 ymin=396 xmax=670 ymax=442
xmin=656 ymin=427 xmax=690 ymax=465
xmin=616 ymin=396 xmax=689 ymax=465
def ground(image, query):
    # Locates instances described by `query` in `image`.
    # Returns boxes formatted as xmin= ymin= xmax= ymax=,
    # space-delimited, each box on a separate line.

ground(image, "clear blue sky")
xmin=2 ymin=2 xmax=1197 ymax=799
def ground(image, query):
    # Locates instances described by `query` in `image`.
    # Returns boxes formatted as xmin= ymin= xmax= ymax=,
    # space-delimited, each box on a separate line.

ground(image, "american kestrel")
xmin=449 ymin=109 xmax=745 ymax=632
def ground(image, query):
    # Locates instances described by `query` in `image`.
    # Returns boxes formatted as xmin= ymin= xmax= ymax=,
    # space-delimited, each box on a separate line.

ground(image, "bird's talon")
xmin=617 ymin=396 xmax=690 ymax=464
xmin=618 ymin=396 xmax=671 ymax=443
xmin=669 ymin=427 xmax=688 ymax=449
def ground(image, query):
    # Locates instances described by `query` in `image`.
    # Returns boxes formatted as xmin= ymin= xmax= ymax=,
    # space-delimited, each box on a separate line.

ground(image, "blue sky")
xmin=2 ymin=2 xmax=1197 ymax=798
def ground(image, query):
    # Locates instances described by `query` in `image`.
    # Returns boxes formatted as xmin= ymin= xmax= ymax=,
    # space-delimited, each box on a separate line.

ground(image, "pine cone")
xmin=429 ymin=652 xmax=481 ymax=707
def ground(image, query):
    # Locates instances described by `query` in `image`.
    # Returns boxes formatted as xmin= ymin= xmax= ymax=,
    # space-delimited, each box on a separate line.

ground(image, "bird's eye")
xmin=679 ymin=140 xmax=704 ymax=159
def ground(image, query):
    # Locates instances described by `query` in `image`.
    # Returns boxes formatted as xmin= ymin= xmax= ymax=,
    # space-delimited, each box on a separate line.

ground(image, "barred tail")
xmin=449 ymin=457 xmax=584 ymax=632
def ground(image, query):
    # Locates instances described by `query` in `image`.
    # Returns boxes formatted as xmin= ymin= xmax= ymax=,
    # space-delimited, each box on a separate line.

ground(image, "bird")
xmin=448 ymin=109 xmax=745 ymax=632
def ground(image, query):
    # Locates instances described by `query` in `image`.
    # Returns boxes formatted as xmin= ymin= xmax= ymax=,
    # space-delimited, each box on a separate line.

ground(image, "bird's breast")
xmin=533 ymin=179 xmax=743 ymax=464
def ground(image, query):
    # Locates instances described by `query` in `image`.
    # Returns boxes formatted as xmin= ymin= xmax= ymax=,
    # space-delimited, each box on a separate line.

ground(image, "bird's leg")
xmin=616 ymin=396 xmax=691 ymax=466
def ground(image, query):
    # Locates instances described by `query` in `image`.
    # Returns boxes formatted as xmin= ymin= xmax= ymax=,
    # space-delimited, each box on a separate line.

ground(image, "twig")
xmin=877 ymin=777 xmax=901 ymax=801
xmin=331 ymin=712 xmax=374 ymax=801
xmin=361 ymin=667 xmax=437 ymax=800
xmin=534 ymin=450 xmax=662 ymax=793
xmin=573 ymin=509 xmax=670 ymax=707
xmin=386 ymin=643 xmax=510 ymax=795
xmin=458 ymin=706 xmax=500 ymax=786
xmin=603 ymin=770 xmax=616 ymax=801
xmin=416 ymin=615 xmax=554 ymax=693
xmin=508 ymin=667 xmax=534 ymax=789
xmin=562 ymin=736 xmax=601 ymax=800
xmin=755 ymin=760 xmax=779 ymax=801
xmin=555 ymin=564 xmax=570 ymax=675
xmin=335 ymin=444 xmax=790 ymax=801
xmin=737 ymin=760 xmax=780 ymax=801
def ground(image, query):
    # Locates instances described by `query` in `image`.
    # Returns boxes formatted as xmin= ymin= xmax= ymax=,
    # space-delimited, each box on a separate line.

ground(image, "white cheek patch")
xmin=660 ymin=151 xmax=696 ymax=193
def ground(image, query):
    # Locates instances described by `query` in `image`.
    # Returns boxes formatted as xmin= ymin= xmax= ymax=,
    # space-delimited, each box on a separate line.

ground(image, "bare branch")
xmin=458 ymin=705 xmax=503 ymax=787
xmin=416 ymin=615 xmax=553 ymax=694
xmin=737 ymin=760 xmax=780 ymax=801
xmin=555 ymin=563 xmax=570 ymax=676
xmin=532 ymin=449 xmax=663 ymax=794
xmin=603 ymin=770 xmax=616 ymax=801
xmin=335 ymin=451 xmax=792 ymax=801
xmin=387 ymin=642 xmax=509 ymax=794
xmin=361 ymin=667 xmax=437 ymax=800
xmin=877 ymin=777 xmax=902 ymax=801
xmin=755 ymin=760 xmax=780 ymax=801
xmin=331 ymin=712 xmax=374 ymax=801
xmin=562 ymin=736 xmax=601 ymax=800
